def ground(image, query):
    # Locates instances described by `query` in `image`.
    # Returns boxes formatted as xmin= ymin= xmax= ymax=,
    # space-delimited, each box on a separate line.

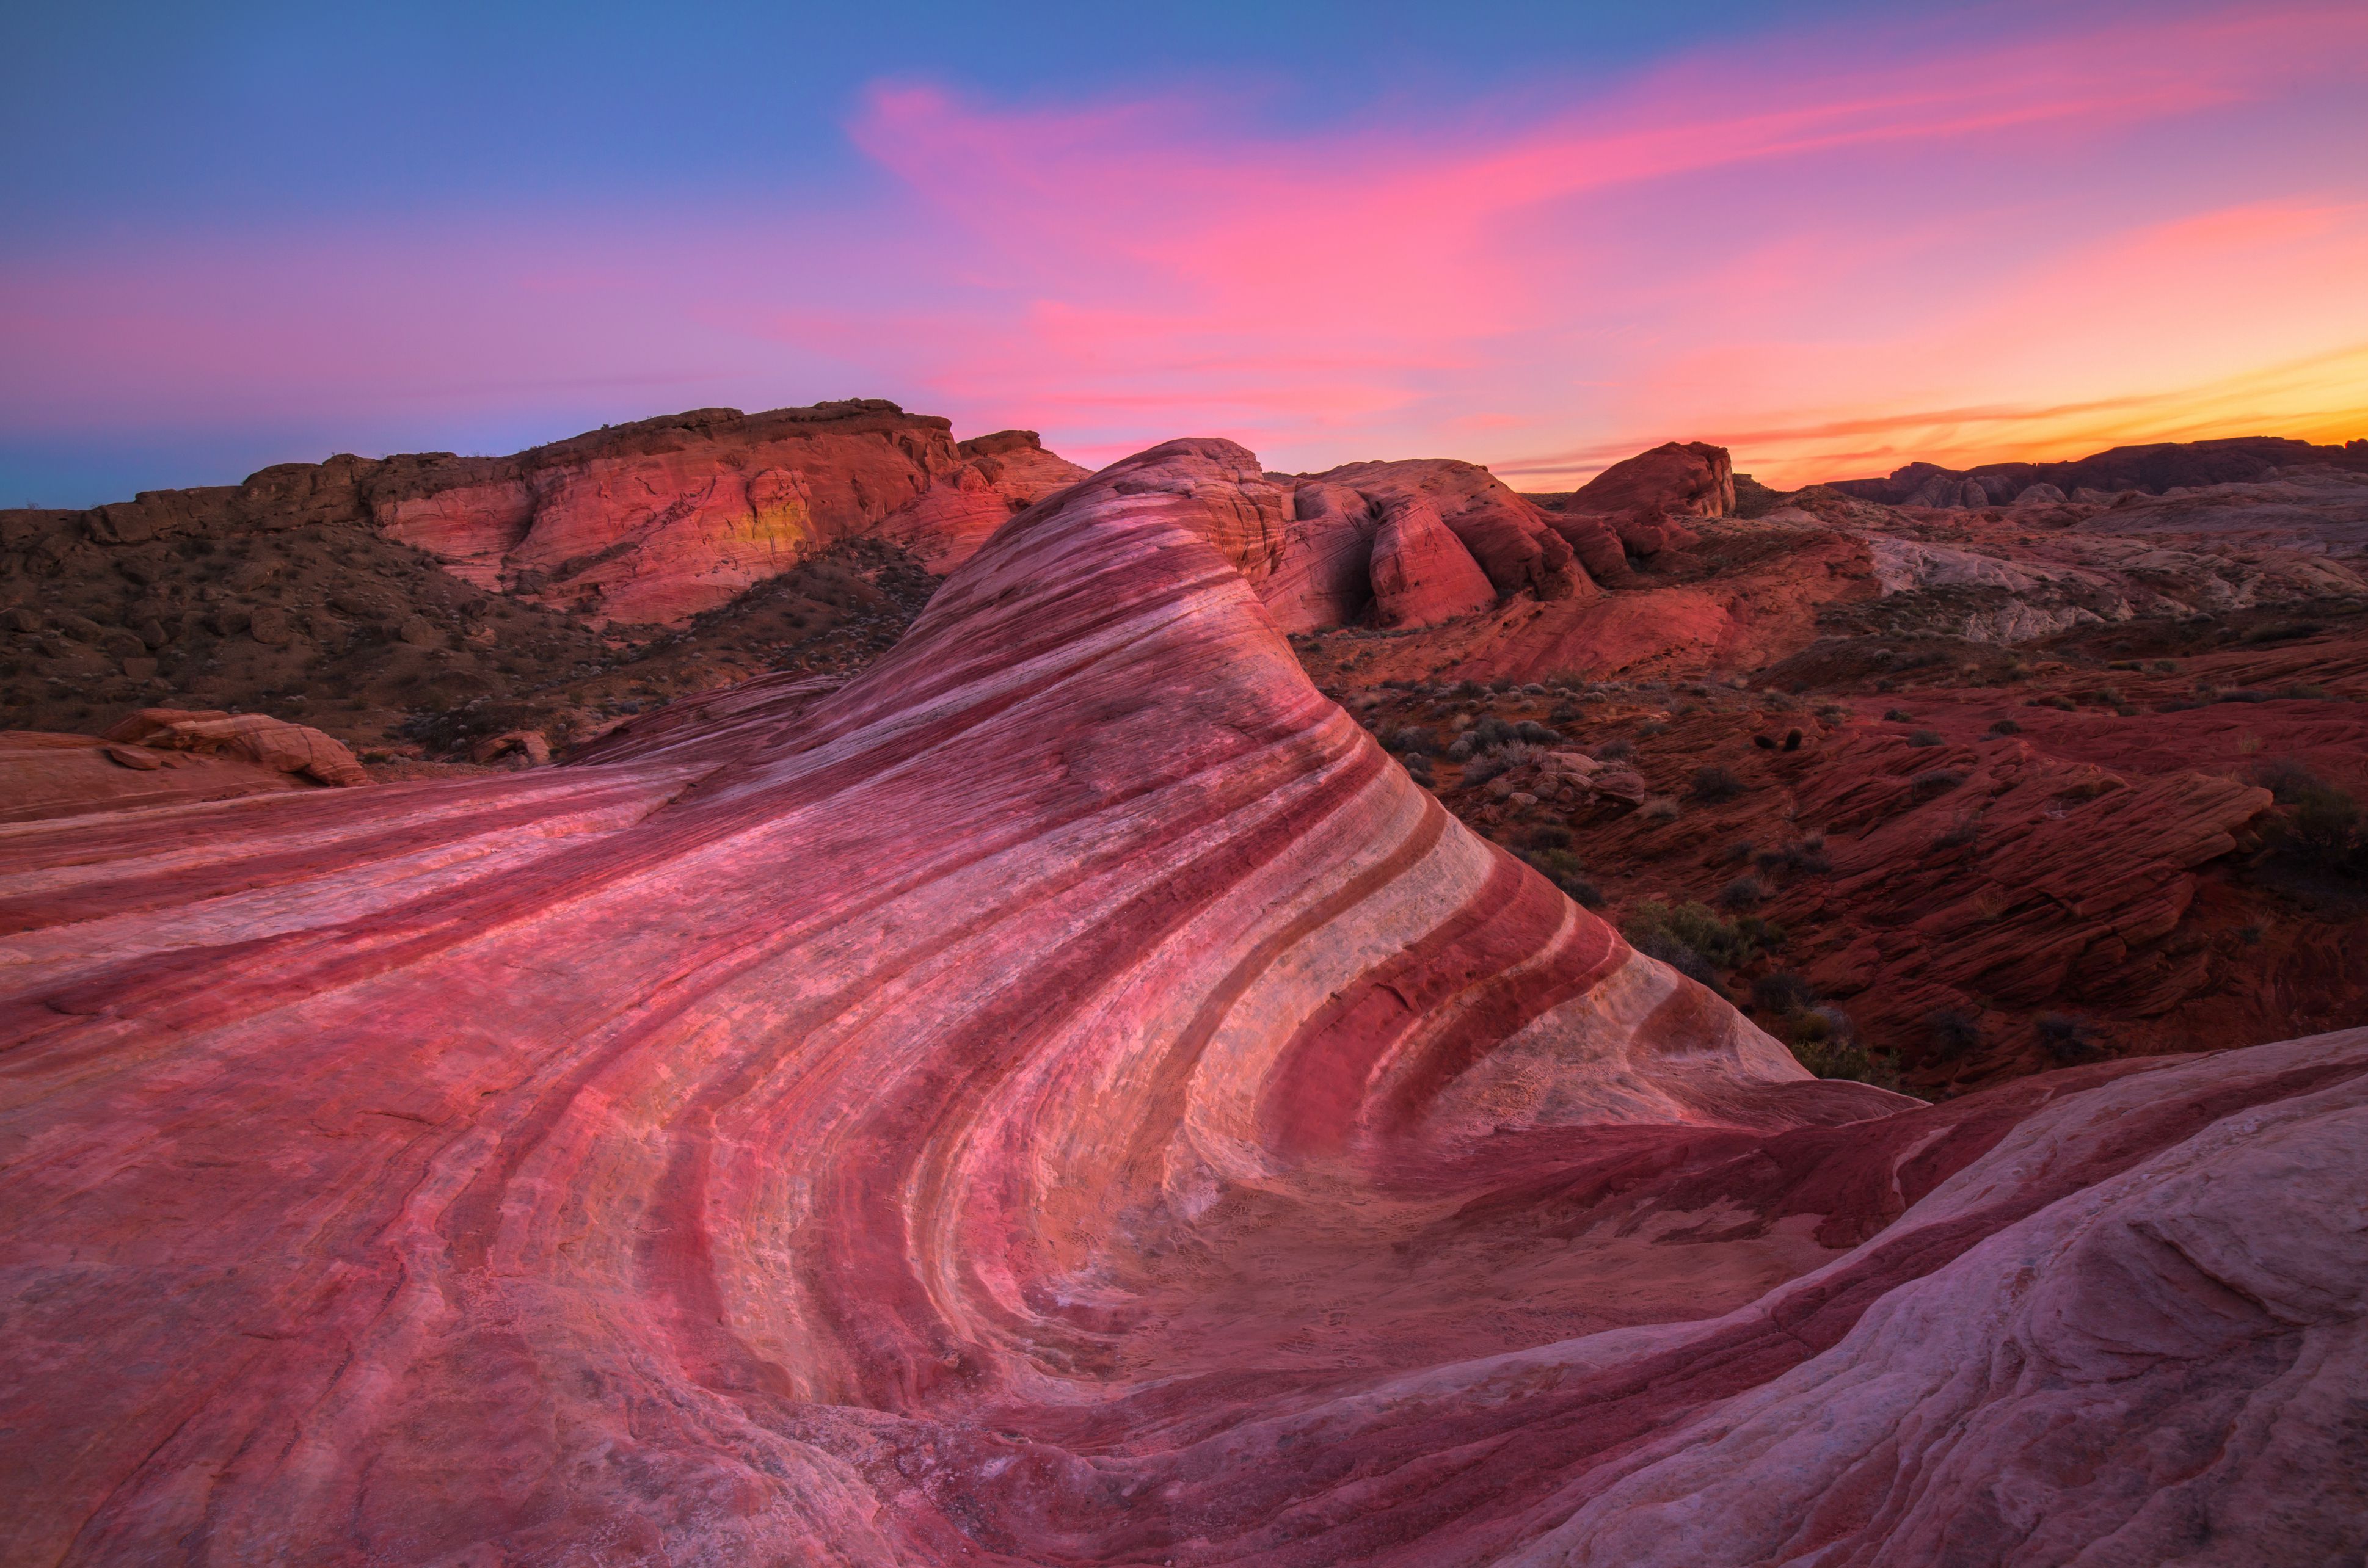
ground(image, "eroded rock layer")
xmin=2 ymin=440 xmax=2361 ymax=1566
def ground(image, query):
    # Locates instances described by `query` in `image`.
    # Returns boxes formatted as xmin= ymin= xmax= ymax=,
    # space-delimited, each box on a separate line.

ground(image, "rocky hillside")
xmin=0 ymin=402 xmax=1081 ymax=757
xmin=1827 ymin=432 xmax=2368 ymax=507
xmin=3 ymin=436 xmax=2358 ymax=1565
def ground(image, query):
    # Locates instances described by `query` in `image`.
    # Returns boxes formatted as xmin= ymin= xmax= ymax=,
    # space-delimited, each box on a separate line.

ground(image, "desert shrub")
xmin=1752 ymin=970 xmax=1816 ymax=1015
xmin=2243 ymin=620 xmax=2321 ymax=644
xmin=1716 ymin=839 xmax=1755 ymax=866
xmin=1718 ymin=873 xmax=1770 ymax=910
xmin=1907 ymin=730 xmax=1943 ymax=747
xmin=1910 ymin=768 xmax=1967 ymax=800
xmin=2252 ymin=761 xmax=2368 ymax=874
xmin=2281 ymin=683 xmax=2330 ymax=700
xmin=1926 ymin=1007 xmax=1982 ymax=1058
xmin=1623 ymin=899 xmax=1774 ymax=978
xmin=1592 ymin=738 xmax=1636 ymax=761
xmin=1404 ymin=753 xmax=1435 ymax=785
xmin=1528 ymin=824 xmax=1574 ymax=850
xmin=1691 ymin=764 xmax=1747 ymax=802
xmin=1933 ymin=815 xmax=1981 ymax=849
xmin=1384 ymin=725 xmax=1442 ymax=755
xmin=1465 ymin=741 xmax=1550 ymax=786
xmin=2150 ymin=659 xmax=2179 ymax=673
xmin=1635 ymin=720 xmax=1669 ymax=738
xmin=2267 ymin=778 xmax=2368 ymax=877
xmin=2217 ymin=688 xmax=2269 ymax=704
xmin=1640 ymin=796 xmax=1681 ymax=823
xmin=1883 ymin=707 xmax=1915 ymax=722
xmin=2036 ymin=1012 xmax=2099 ymax=1064
xmin=1523 ymin=848 xmax=1605 ymax=907
xmin=1988 ymin=717 xmax=2022 ymax=735
xmin=1446 ymin=734 xmax=1477 ymax=761
xmin=1783 ymin=1007 xmax=1901 ymax=1088
xmin=1754 ymin=835 xmax=1832 ymax=876
xmin=1815 ymin=704 xmax=1848 ymax=723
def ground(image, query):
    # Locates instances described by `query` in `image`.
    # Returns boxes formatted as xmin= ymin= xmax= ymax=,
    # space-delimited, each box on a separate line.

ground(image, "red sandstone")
xmin=0 ymin=440 xmax=2361 ymax=1565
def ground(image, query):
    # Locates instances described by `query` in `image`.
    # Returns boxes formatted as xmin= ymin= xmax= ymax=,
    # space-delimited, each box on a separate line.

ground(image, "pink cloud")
xmin=4 ymin=1 xmax=2365 ymax=494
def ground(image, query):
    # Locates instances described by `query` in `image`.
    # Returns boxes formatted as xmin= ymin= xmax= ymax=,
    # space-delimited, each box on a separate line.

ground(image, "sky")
xmin=4 ymin=0 xmax=2367 ymax=507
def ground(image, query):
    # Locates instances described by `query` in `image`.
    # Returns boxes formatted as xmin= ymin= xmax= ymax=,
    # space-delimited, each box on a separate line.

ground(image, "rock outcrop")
xmin=101 ymin=706 xmax=370 ymax=786
xmin=1568 ymin=438 xmax=1737 ymax=518
xmin=2 ymin=438 xmax=2361 ymax=1565
xmin=368 ymin=404 xmax=1084 ymax=623
xmin=4 ymin=402 xmax=1085 ymax=631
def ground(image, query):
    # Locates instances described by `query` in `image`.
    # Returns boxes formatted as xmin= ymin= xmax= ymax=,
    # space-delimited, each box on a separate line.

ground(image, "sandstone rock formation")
xmin=1568 ymin=438 xmax=1737 ymax=518
xmin=368 ymin=404 xmax=1084 ymax=623
xmin=101 ymin=706 xmax=370 ymax=785
xmin=0 ymin=410 xmax=1060 ymax=757
xmin=0 ymin=730 xmax=316 ymax=823
xmin=3 ymin=402 xmax=1085 ymax=632
xmin=2 ymin=438 xmax=2361 ymax=1565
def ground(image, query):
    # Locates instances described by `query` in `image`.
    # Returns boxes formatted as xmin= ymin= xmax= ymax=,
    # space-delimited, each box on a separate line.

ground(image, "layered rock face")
xmin=3 ymin=438 xmax=2361 ymax=1565
xmin=9 ymin=402 xmax=1084 ymax=631
xmin=368 ymin=404 xmax=1084 ymax=623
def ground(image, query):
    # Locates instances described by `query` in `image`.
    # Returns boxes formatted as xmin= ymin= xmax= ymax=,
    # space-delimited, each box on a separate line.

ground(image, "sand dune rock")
xmin=1 ymin=439 xmax=2361 ymax=1565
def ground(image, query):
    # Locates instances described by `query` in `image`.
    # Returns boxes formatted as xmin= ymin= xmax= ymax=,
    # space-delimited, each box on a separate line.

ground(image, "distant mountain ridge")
xmin=1829 ymin=434 xmax=2368 ymax=507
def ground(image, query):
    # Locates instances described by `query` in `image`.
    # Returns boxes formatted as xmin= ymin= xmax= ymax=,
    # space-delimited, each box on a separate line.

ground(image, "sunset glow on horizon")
xmin=4 ymin=0 xmax=2366 ymax=503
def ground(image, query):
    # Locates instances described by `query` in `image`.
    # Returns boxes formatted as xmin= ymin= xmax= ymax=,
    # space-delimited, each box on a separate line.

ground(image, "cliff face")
xmin=371 ymin=403 xmax=1083 ymax=622
xmin=3 ymin=437 xmax=2361 ymax=1566
xmin=18 ymin=401 xmax=1086 ymax=630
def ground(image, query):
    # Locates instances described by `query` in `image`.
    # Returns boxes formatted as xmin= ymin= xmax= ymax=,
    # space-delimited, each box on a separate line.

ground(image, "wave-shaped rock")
xmin=2 ymin=438 xmax=2359 ymax=1564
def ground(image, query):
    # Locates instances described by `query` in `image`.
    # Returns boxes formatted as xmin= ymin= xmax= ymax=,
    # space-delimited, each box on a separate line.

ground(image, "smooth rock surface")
xmin=2 ymin=438 xmax=2360 ymax=1566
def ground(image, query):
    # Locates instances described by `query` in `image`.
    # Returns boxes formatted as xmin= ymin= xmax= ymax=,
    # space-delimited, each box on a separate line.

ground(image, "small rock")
xmin=468 ymin=730 xmax=552 ymax=767
xmin=122 ymin=656 xmax=159 ymax=680
xmin=1 ymin=606 xmax=40 ymax=633
xmin=398 ymin=615 xmax=440 ymax=647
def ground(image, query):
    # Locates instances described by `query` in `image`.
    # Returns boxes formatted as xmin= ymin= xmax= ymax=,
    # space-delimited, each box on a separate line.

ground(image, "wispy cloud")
xmin=2 ymin=1 xmax=2364 ymax=499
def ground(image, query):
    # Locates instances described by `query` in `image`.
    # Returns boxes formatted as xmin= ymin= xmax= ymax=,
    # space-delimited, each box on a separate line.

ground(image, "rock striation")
xmin=2 ymin=438 xmax=2362 ymax=1564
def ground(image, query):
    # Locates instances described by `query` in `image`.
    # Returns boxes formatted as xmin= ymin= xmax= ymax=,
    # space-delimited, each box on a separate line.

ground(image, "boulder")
xmin=101 ymin=707 xmax=370 ymax=786
xmin=1568 ymin=440 xmax=1736 ymax=518
xmin=1367 ymin=491 xmax=1499 ymax=627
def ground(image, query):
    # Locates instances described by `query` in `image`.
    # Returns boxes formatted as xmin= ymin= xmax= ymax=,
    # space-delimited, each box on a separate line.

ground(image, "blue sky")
xmin=5 ymin=1 xmax=2364 ymax=506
